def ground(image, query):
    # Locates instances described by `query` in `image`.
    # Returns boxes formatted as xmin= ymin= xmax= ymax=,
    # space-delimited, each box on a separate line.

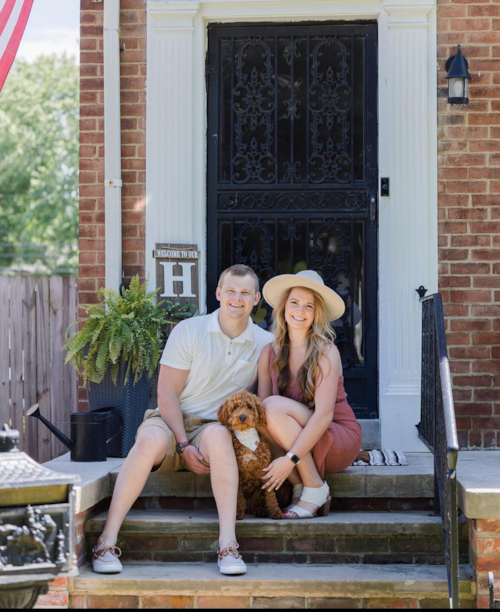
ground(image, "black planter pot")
xmin=87 ymin=360 xmax=152 ymax=458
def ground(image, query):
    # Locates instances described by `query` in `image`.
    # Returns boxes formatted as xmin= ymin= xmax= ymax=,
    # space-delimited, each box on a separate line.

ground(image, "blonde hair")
xmin=271 ymin=287 xmax=336 ymax=409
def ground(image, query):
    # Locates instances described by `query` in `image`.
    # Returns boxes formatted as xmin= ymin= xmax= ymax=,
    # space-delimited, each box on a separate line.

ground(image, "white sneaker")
xmin=92 ymin=537 xmax=123 ymax=573
xmin=217 ymin=541 xmax=247 ymax=575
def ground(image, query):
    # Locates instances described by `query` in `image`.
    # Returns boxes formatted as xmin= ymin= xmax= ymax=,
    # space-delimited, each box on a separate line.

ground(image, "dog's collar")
xmin=233 ymin=427 xmax=260 ymax=452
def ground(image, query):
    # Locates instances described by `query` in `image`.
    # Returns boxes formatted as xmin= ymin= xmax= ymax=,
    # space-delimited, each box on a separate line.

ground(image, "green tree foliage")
xmin=0 ymin=55 xmax=79 ymax=273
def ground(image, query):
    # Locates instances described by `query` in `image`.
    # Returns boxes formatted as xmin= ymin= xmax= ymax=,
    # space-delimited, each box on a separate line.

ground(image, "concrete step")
xmin=86 ymin=509 xmax=469 ymax=565
xmin=71 ymin=562 xmax=476 ymax=609
xmin=109 ymin=452 xmax=435 ymax=500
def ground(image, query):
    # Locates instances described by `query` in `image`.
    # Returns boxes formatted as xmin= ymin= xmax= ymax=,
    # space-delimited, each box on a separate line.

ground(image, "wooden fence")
xmin=0 ymin=275 xmax=78 ymax=463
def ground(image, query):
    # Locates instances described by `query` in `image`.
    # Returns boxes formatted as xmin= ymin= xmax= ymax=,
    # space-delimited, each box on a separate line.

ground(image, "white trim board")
xmin=145 ymin=0 xmax=437 ymax=451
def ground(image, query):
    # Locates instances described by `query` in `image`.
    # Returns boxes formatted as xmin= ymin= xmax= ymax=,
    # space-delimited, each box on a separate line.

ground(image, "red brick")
xmin=474 ymin=333 xmax=500 ymax=345
xmin=141 ymin=595 xmax=194 ymax=608
xmin=473 ymin=417 xmax=500 ymax=429
xmin=449 ymin=347 xmax=491 ymax=359
xmin=445 ymin=154 xmax=486 ymax=166
xmin=439 ymin=276 xmax=471 ymax=288
xmin=473 ymin=360 xmax=500 ymax=373
xmin=450 ymin=290 xmax=491 ymax=303
xmin=472 ymin=250 xmax=500 ymax=261
xmin=364 ymin=599 xmax=417 ymax=609
xmin=197 ymin=596 xmax=250 ymax=609
xmin=87 ymin=595 xmax=139 ymax=609
xmin=474 ymin=276 xmax=500 ymax=289
xmin=476 ymin=520 xmax=500 ymax=533
xmin=454 ymin=375 xmax=493 ymax=387
xmin=451 ymin=235 xmax=491 ymax=247
xmin=71 ymin=595 xmax=86 ymax=608
xmin=35 ymin=590 xmax=69 ymax=607
xmin=450 ymin=263 xmax=490 ymax=274
xmin=439 ymin=249 xmax=468 ymax=261
xmin=474 ymin=389 xmax=499 ymax=402
xmin=455 ymin=403 xmax=493 ymax=416
xmin=450 ymin=361 xmax=471 ymax=374
xmin=443 ymin=305 xmax=469 ymax=317
xmin=447 ymin=180 xmax=488 ymax=193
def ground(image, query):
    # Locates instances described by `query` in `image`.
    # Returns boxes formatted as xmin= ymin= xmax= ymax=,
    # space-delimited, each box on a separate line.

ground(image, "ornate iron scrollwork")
xmin=233 ymin=39 xmax=276 ymax=184
xmin=219 ymin=191 xmax=367 ymax=211
xmin=309 ymin=37 xmax=352 ymax=184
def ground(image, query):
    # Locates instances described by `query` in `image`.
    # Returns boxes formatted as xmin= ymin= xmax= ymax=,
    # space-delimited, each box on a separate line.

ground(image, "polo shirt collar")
xmin=208 ymin=309 xmax=255 ymax=344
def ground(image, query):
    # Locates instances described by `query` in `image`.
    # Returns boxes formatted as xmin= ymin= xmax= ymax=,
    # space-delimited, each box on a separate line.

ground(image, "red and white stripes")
xmin=0 ymin=0 xmax=34 ymax=91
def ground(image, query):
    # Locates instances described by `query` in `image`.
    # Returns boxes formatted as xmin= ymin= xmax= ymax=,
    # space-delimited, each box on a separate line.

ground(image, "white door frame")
xmin=145 ymin=0 xmax=437 ymax=451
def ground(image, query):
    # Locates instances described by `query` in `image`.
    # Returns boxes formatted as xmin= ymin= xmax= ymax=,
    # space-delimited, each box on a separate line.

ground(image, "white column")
xmin=146 ymin=2 xmax=201 ymax=292
xmin=379 ymin=0 xmax=436 ymax=450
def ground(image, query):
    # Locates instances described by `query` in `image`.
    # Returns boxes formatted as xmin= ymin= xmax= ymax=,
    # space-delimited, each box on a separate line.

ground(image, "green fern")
xmin=63 ymin=275 xmax=197 ymax=389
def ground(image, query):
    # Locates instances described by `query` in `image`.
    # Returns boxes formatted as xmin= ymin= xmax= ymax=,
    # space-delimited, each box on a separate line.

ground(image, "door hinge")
xmin=370 ymin=195 xmax=377 ymax=222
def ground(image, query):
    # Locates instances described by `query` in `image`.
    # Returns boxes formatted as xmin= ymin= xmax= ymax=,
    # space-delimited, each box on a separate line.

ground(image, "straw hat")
xmin=263 ymin=270 xmax=345 ymax=322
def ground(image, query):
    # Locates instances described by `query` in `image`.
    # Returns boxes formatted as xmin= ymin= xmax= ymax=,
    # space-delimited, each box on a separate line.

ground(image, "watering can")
xmin=27 ymin=404 xmax=122 ymax=462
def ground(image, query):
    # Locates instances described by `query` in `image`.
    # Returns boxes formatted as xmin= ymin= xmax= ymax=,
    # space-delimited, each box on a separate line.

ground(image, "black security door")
xmin=207 ymin=23 xmax=378 ymax=418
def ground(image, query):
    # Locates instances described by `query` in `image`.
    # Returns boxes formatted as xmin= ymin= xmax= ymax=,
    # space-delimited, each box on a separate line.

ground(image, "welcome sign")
xmin=153 ymin=243 xmax=200 ymax=312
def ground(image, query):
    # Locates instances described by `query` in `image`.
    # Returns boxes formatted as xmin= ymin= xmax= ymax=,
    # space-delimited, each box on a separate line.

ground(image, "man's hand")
xmin=181 ymin=445 xmax=211 ymax=475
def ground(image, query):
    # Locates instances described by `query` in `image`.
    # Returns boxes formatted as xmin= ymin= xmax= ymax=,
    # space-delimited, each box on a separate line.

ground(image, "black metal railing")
xmin=418 ymin=293 xmax=460 ymax=609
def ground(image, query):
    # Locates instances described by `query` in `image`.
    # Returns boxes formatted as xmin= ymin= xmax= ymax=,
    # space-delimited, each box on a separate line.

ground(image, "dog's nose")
xmin=239 ymin=415 xmax=247 ymax=422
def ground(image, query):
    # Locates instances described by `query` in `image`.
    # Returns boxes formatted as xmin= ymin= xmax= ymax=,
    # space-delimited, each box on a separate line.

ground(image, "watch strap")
xmin=286 ymin=451 xmax=300 ymax=465
xmin=176 ymin=440 xmax=190 ymax=454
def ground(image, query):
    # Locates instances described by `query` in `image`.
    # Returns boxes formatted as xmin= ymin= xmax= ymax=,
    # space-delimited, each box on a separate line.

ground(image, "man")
xmin=92 ymin=264 xmax=273 ymax=575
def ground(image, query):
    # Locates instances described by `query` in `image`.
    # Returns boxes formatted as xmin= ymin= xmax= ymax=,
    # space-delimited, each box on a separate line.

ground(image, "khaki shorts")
xmin=136 ymin=409 xmax=216 ymax=474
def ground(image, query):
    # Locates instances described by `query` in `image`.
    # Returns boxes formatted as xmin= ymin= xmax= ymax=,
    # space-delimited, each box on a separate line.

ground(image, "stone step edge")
xmin=86 ymin=509 xmax=444 ymax=536
xmin=72 ymin=563 xmax=475 ymax=597
xmin=111 ymin=455 xmax=434 ymax=499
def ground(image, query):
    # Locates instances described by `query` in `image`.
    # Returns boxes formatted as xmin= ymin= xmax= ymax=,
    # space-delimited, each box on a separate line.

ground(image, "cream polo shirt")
xmin=159 ymin=309 xmax=273 ymax=420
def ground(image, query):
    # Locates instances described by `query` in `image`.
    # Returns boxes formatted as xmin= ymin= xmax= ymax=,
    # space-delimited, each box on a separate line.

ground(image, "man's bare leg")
xmin=99 ymin=427 xmax=169 ymax=546
xmin=198 ymin=424 xmax=239 ymax=550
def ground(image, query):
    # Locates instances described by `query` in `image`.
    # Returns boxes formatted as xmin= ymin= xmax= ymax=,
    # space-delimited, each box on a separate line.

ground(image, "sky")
xmin=16 ymin=0 xmax=80 ymax=63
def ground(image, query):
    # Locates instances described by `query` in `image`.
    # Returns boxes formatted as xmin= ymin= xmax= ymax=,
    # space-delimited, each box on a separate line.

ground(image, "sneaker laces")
xmin=93 ymin=536 xmax=122 ymax=559
xmin=217 ymin=540 xmax=241 ymax=561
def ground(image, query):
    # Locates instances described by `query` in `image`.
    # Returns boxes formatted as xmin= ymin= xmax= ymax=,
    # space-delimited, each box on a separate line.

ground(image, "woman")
xmin=257 ymin=270 xmax=362 ymax=519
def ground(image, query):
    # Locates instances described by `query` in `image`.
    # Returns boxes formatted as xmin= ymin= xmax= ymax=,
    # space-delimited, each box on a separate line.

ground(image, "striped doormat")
xmin=352 ymin=449 xmax=408 ymax=466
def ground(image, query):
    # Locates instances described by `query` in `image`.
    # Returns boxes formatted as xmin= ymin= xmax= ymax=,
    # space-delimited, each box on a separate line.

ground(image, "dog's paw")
xmin=269 ymin=509 xmax=285 ymax=520
xmin=236 ymin=512 xmax=246 ymax=521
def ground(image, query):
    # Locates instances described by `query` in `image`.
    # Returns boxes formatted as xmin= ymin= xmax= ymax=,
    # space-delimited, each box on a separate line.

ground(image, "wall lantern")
xmin=445 ymin=45 xmax=471 ymax=105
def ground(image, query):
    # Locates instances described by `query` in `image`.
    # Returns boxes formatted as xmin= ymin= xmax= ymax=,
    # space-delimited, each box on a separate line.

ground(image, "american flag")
xmin=0 ymin=0 xmax=35 ymax=92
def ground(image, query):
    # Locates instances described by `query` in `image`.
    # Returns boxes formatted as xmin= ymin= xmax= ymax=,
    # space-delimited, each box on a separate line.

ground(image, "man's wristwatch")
xmin=286 ymin=451 xmax=300 ymax=465
xmin=176 ymin=441 xmax=191 ymax=455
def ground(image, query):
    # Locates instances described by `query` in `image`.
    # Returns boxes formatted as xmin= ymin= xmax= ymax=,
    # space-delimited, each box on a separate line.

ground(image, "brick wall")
xmin=437 ymin=0 xmax=500 ymax=449
xmin=78 ymin=0 xmax=147 ymax=411
xmin=469 ymin=518 xmax=500 ymax=608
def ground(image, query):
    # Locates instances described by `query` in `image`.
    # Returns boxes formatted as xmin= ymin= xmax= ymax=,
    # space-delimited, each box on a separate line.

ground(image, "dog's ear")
xmin=252 ymin=395 xmax=267 ymax=427
xmin=217 ymin=400 xmax=230 ymax=426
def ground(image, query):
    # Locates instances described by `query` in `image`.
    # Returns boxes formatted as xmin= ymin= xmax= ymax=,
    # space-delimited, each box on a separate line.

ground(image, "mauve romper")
xmin=268 ymin=347 xmax=362 ymax=477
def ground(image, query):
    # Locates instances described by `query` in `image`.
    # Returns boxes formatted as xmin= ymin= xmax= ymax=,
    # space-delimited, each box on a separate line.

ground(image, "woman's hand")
xmin=261 ymin=456 xmax=294 ymax=491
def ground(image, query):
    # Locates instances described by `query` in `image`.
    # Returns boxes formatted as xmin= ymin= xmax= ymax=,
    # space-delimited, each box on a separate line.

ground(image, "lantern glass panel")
xmin=449 ymin=77 xmax=465 ymax=99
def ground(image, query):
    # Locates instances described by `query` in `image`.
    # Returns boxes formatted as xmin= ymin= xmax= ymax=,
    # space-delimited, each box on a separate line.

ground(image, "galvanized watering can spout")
xmin=27 ymin=404 xmax=75 ymax=451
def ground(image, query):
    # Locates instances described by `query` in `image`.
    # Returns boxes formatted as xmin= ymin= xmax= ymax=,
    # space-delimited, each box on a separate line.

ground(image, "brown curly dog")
xmin=217 ymin=390 xmax=284 ymax=520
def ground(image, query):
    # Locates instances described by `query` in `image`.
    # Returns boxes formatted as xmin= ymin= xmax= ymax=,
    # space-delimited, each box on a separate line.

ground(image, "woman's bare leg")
xmin=264 ymin=396 xmax=325 ymax=515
